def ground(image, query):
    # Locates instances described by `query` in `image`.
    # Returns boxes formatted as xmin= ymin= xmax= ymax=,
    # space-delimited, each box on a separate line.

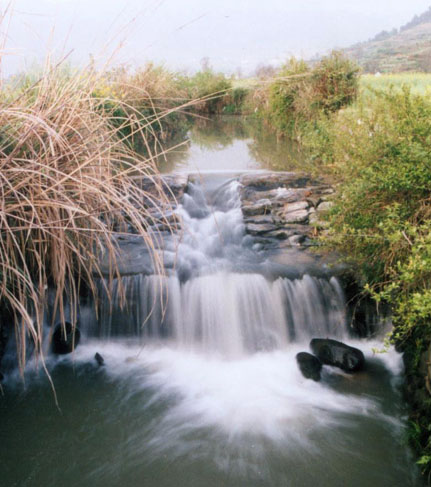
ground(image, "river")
xmin=0 ymin=117 xmax=423 ymax=486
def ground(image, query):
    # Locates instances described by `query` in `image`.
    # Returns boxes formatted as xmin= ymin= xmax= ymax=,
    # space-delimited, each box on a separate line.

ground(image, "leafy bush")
xmin=267 ymin=58 xmax=312 ymax=136
xmin=222 ymin=87 xmax=249 ymax=114
xmin=311 ymin=51 xmax=359 ymax=113
xmin=186 ymin=69 xmax=232 ymax=114
xmin=264 ymin=51 xmax=359 ymax=138
xmin=306 ymin=86 xmax=431 ymax=475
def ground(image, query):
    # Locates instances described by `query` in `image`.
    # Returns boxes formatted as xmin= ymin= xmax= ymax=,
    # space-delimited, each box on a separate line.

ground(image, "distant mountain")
xmin=344 ymin=7 xmax=431 ymax=72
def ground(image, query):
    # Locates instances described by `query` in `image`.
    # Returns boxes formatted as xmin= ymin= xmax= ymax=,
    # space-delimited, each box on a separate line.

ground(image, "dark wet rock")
xmin=98 ymin=236 xmax=158 ymax=276
xmin=310 ymin=339 xmax=365 ymax=372
xmin=52 ymin=322 xmax=81 ymax=355
xmin=265 ymin=229 xmax=293 ymax=240
xmin=95 ymin=353 xmax=105 ymax=367
xmin=288 ymin=234 xmax=308 ymax=247
xmin=296 ymin=352 xmax=322 ymax=381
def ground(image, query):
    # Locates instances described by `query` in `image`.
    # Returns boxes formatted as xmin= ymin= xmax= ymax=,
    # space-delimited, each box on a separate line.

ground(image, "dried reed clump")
xmin=0 ymin=63 xmax=174 ymax=374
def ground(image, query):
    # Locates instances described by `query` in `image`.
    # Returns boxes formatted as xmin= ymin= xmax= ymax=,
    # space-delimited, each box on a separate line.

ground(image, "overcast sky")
xmin=3 ymin=0 xmax=431 ymax=76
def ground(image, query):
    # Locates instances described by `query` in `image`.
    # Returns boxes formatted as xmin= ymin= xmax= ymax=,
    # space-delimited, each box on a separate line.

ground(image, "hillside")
xmin=344 ymin=7 xmax=431 ymax=73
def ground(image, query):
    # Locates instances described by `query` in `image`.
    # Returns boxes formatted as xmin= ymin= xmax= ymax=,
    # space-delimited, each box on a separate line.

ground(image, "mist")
xmin=4 ymin=0 xmax=431 ymax=75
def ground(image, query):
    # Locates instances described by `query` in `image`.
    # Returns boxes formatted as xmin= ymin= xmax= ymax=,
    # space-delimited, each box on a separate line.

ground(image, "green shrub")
xmin=312 ymin=51 xmax=359 ymax=112
xmin=264 ymin=52 xmax=359 ymax=139
xmin=306 ymin=86 xmax=431 ymax=474
xmin=187 ymin=69 xmax=232 ymax=114
xmin=267 ymin=58 xmax=311 ymax=137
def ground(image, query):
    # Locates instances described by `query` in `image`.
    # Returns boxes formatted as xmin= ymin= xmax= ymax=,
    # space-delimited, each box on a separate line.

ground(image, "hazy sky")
xmin=4 ymin=0 xmax=431 ymax=75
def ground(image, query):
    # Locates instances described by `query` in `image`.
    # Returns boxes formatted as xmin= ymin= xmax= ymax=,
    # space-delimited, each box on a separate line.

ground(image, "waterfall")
xmin=86 ymin=272 xmax=346 ymax=357
xmin=81 ymin=176 xmax=349 ymax=355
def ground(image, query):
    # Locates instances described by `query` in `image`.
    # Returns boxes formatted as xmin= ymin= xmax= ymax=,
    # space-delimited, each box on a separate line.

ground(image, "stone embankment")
xmin=238 ymin=172 xmax=334 ymax=250
xmin=140 ymin=170 xmax=333 ymax=247
xmin=97 ymin=171 xmax=336 ymax=278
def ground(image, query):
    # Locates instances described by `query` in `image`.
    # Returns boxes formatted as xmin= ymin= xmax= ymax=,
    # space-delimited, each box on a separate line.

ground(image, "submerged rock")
xmin=310 ymin=338 xmax=365 ymax=372
xmin=52 ymin=322 xmax=81 ymax=355
xmin=95 ymin=353 xmax=105 ymax=367
xmin=296 ymin=352 xmax=322 ymax=381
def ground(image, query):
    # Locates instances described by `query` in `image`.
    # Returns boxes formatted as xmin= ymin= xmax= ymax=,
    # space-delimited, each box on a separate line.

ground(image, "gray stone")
xmin=317 ymin=201 xmax=334 ymax=212
xmin=244 ymin=214 xmax=274 ymax=225
xmin=242 ymin=199 xmax=272 ymax=217
xmin=239 ymin=172 xmax=313 ymax=190
xmin=277 ymin=209 xmax=309 ymax=224
xmin=245 ymin=223 xmax=279 ymax=235
xmin=283 ymin=201 xmax=309 ymax=213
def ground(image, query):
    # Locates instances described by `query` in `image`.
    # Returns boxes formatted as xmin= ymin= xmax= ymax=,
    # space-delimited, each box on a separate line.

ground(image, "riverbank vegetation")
xmin=232 ymin=53 xmax=431 ymax=475
xmin=305 ymin=86 xmax=431 ymax=475
xmin=0 ymin=61 xmax=186 ymax=374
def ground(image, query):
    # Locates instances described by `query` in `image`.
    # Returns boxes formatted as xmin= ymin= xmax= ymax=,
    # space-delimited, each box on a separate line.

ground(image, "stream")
xmin=0 ymin=117 xmax=423 ymax=486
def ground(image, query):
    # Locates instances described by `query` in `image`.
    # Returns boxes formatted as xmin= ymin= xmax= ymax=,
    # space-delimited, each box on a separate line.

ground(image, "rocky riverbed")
xmin=238 ymin=171 xmax=333 ymax=250
xmin=100 ymin=171 xmax=336 ymax=277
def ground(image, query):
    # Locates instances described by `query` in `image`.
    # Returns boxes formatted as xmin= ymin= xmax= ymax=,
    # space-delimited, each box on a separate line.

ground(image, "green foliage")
xmin=265 ymin=52 xmax=359 ymax=138
xmin=311 ymin=51 xmax=359 ymax=112
xmin=361 ymin=73 xmax=431 ymax=96
xmin=306 ymin=86 xmax=431 ymax=476
xmin=308 ymin=87 xmax=431 ymax=288
xmin=268 ymin=58 xmax=311 ymax=136
xmin=222 ymin=87 xmax=249 ymax=114
xmin=186 ymin=69 xmax=233 ymax=114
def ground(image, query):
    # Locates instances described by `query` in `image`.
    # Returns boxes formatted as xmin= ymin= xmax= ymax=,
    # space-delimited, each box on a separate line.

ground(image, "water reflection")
xmin=157 ymin=116 xmax=308 ymax=174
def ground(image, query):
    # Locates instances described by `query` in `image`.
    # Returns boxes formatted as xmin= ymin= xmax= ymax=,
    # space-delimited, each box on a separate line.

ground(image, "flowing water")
xmin=0 ymin=118 xmax=423 ymax=486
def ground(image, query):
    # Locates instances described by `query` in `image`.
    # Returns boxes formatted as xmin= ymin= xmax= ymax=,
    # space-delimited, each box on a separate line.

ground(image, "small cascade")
xmin=80 ymin=175 xmax=349 ymax=355
xmin=85 ymin=272 xmax=346 ymax=358
xmin=2 ymin=133 xmax=419 ymax=487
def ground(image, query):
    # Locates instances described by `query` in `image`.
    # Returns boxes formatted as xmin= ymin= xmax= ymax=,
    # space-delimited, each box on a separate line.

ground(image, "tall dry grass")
xmin=0 ymin=60 xmax=177 ymax=375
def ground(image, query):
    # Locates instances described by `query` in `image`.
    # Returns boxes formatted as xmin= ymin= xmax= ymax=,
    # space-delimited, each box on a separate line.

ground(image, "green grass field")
xmin=234 ymin=72 xmax=431 ymax=97
xmin=360 ymin=73 xmax=431 ymax=95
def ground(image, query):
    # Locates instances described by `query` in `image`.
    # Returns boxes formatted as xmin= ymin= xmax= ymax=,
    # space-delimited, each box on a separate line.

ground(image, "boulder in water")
xmin=52 ymin=322 xmax=80 ymax=355
xmin=310 ymin=338 xmax=365 ymax=372
xmin=94 ymin=352 xmax=105 ymax=367
xmin=296 ymin=352 xmax=322 ymax=381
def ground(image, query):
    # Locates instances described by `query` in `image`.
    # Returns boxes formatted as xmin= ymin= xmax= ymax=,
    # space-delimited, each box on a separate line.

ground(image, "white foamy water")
xmin=66 ymin=340 xmax=403 ymax=440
